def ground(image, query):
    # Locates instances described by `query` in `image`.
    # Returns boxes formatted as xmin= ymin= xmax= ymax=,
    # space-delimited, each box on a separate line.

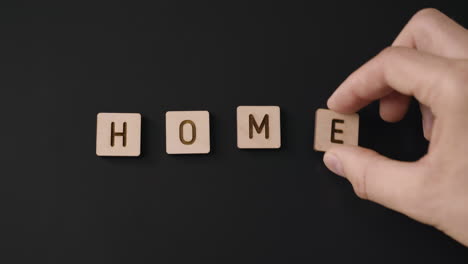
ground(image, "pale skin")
xmin=323 ymin=8 xmax=468 ymax=246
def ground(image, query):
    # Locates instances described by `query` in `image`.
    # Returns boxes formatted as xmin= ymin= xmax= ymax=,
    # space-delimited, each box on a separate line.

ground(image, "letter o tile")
xmin=166 ymin=111 xmax=210 ymax=154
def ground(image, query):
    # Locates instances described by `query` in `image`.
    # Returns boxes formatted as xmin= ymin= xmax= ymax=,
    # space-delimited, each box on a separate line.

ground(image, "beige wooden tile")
xmin=166 ymin=111 xmax=210 ymax=154
xmin=96 ymin=113 xmax=141 ymax=157
xmin=237 ymin=106 xmax=281 ymax=149
xmin=314 ymin=108 xmax=359 ymax=152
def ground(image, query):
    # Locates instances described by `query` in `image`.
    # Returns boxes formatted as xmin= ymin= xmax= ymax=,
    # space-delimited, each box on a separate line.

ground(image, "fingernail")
xmin=323 ymin=152 xmax=344 ymax=177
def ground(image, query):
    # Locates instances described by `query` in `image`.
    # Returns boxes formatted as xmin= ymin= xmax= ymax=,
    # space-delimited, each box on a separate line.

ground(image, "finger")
xmin=380 ymin=8 xmax=468 ymax=124
xmin=327 ymin=47 xmax=452 ymax=115
xmin=393 ymin=8 xmax=468 ymax=58
xmin=420 ymin=103 xmax=434 ymax=141
xmin=323 ymin=145 xmax=426 ymax=220
xmin=379 ymin=91 xmax=411 ymax=122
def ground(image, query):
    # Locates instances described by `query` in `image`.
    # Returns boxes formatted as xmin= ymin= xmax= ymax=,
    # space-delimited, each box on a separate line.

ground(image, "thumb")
xmin=323 ymin=145 xmax=426 ymax=215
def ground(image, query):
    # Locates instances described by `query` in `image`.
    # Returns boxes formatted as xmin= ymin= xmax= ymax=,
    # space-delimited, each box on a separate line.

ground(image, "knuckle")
xmin=442 ymin=61 xmax=468 ymax=104
xmin=417 ymin=60 xmax=468 ymax=111
xmin=410 ymin=8 xmax=442 ymax=26
xmin=378 ymin=46 xmax=410 ymax=63
xmin=379 ymin=46 xmax=397 ymax=58
xmin=405 ymin=8 xmax=444 ymax=45
xmin=450 ymin=61 xmax=468 ymax=87
xmin=352 ymin=180 xmax=368 ymax=200
xmin=377 ymin=46 xmax=402 ymax=65
xmin=351 ymin=149 xmax=380 ymax=200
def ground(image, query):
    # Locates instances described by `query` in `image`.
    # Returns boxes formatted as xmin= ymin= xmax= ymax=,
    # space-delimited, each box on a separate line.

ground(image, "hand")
xmin=323 ymin=8 xmax=468 ymax=246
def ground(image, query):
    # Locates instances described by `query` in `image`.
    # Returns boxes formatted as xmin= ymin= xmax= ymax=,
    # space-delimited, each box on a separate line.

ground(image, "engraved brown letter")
xmin=249 ymin=114 xmax=269 ymax=139
xmin=331 ymin=119 xmax=344 ymax=144
xmin=179 ymin=120 xmax=196 ymax=145
xmin=111 ymin=122 xmax=127 ymax=147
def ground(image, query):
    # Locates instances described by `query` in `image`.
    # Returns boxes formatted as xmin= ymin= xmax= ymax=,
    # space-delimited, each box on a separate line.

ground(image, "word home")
xmin=95 ymin=107 xmax=359 ymax=157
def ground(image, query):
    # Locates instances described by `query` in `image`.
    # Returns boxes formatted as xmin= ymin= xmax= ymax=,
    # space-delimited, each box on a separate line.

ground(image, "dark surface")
xmin=1 ymin=1 xmax=467 ymax=263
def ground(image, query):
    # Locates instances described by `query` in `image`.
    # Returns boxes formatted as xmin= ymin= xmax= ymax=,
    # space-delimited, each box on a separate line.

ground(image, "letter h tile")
xmin=96 ymin=113 xmax=141 ymax=156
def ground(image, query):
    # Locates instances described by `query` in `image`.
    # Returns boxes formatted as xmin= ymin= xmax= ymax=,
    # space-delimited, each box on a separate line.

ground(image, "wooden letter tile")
xmin=314 ymin=108 xmax=359 ymax=152
xmin=166 ymin=111 xmax=210 ymax=154
xmin=237 ymin=106 xmax=281 ymax=149
xmin=96 ymin=113 xmax=141 ymax=157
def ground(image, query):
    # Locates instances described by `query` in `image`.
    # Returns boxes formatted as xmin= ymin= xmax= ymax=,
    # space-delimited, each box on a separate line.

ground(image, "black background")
xmin=1 ymin=1 xmax=468 ymax=263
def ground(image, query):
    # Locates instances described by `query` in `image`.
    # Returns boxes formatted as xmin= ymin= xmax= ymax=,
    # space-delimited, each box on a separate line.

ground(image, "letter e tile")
xmin=314 ymin=108 xmax=359 ymax=152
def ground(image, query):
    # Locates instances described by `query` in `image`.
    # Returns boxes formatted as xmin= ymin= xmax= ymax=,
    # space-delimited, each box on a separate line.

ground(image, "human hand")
xmin=323 ymin=8 xmax=468 ymax=246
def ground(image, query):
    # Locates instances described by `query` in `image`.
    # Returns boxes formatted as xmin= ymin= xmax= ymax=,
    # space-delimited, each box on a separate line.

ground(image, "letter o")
xmin=179 ymin=120 xmax=196 ymax=145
